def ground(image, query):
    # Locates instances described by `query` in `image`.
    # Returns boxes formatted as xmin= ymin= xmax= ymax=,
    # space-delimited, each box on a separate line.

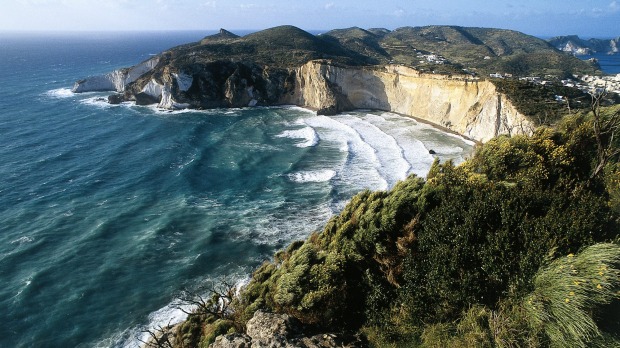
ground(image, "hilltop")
xmin=322 ymin=25 xmax=600 ymax=76
xmin=161 ymin=25 xmax=600 ymax=76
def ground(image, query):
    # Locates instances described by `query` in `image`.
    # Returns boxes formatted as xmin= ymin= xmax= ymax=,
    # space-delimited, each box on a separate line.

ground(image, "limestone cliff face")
xmin=285 ymin=61 xmax=534 ymax=142
xmin=74 ymin=58 xmax=533 ymax=142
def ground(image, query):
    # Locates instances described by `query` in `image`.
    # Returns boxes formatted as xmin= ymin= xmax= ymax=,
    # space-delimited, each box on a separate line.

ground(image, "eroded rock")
xmin=209 ymin=311 xmax=365 ymax=348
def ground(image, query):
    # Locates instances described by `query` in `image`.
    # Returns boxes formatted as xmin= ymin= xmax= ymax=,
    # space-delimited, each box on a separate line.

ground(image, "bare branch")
xmin=138 ymin=320 xmax=175 ymax=348
xmin=173 ymin=278 xmax=239 ymax=320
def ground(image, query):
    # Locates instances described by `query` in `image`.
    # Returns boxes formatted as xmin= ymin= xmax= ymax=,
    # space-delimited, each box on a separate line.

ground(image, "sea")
xmin=0 ymin=31 xmax=476 ymax=347
xmin=578 ymin=52 xmax=620 ymax=74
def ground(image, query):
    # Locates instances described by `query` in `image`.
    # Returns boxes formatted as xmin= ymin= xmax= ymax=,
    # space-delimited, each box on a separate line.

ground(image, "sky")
xmin=1 ymin=0 xmax=619 ymax=38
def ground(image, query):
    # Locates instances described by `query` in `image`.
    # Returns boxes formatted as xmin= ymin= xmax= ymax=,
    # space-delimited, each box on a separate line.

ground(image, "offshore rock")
xmin=209 ymin=311 xmax=364 ymax=348
xmin=107 ymin=94 xmax=124 ymax=104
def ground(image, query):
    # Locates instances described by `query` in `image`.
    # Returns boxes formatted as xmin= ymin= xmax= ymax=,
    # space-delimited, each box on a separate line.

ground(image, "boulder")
xmin=209 ymin=311 xmax=365 ymax=348
xmin=108 ymin=94 xmax=125 ymax=104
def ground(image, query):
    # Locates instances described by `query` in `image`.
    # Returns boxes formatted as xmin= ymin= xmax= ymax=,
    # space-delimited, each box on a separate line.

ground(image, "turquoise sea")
xmin=0 ymin=32 xmax=475 ymax=347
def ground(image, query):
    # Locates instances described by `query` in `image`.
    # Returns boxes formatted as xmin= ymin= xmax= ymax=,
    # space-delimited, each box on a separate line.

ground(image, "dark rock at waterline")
xmin=134 ymin=92 xmax=160 ymax=106
xmin=429 ymin=149 xmax=436 ymax=154
xmin=108 ymin=94 xmax=124 ymax=104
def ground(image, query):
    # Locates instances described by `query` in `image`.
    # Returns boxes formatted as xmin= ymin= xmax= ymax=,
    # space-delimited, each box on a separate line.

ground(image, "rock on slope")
xmin=210 ymin=311 xmax=363 ymax=348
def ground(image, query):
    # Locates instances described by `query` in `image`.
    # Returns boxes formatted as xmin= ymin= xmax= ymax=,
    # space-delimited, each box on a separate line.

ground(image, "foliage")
xmin=492 ymin=79 xmax=591 ymax=125
xmin=524 ymin=243 xmax=620 ymax=347
xmin=171 ymin=280 xmax=241 ymax=348
xmin=181 ymin=106 xmax=620 ymax=347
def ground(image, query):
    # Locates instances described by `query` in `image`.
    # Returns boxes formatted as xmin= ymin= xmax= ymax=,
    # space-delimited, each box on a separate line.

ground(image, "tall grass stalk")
xmin=524 ymin=243 xmax=620 ymax=347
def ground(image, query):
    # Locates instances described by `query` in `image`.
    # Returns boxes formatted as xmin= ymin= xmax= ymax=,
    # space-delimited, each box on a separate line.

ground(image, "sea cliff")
xmin=76 ymin=25 xmax=606 ymax=143
xmin=285 ymin=61 xmax=533 ymax=142
xmin=74 ymin=60 xmax=533 ymax=142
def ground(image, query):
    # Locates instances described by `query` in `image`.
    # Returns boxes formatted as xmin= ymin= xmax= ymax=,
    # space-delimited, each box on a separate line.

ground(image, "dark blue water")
xmin=0 ymin=32 xmax=473 ymax=347
xmin=579 ymin=52 xmax=620 ymax=74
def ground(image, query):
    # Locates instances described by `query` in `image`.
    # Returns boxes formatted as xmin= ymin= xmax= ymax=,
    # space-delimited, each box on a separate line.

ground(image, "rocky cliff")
xmin=74 ymin=59 xmax=533 ymax=142
xmin=284 ymin=61 xmax=533 ymax=142
xmin=548 ymin=35 xmax=620 ymax=55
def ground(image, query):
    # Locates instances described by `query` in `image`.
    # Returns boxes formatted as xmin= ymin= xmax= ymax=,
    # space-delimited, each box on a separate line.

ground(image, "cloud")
xmin=610 ymin=1 xmax=619 ymax=11
xmin=393 ymin=8 xmax=406 ymax=17
xmin=324 ymin=2 xmax=334 ymax=10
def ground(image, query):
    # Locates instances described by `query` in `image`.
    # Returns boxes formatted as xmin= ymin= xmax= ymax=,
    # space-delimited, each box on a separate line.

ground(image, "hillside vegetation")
xmin=158 ymin=25 xmax=599 ymax=76
xmin=168 ymin=105 xmax=620 ymax=348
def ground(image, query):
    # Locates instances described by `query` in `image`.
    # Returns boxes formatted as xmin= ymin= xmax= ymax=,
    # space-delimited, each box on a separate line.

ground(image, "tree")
xmin=589 ymin=91 xmax=620 ymax=179
xmin=174 ymin=279 xmax=238 ymax=321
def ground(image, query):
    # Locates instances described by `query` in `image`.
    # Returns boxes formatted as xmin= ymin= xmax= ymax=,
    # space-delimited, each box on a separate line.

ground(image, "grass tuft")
xmin=524 ymin=243 xmax=620 ymax=347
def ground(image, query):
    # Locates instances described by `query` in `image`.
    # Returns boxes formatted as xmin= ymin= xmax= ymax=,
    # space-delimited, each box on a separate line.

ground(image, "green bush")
xmin=217 ymin=108 xmax=620 ymax=347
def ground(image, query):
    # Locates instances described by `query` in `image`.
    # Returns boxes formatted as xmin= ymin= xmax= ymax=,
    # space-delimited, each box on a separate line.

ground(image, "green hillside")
xmin=157 ymin=25 xmax=599 ymax=77
xmin=173 ymin=105 xmax=620 ymax=348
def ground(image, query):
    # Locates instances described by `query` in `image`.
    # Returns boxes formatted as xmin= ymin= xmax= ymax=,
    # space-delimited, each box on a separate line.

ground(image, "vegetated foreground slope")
xmin=173 ymin=106 xmax=620 ymax=347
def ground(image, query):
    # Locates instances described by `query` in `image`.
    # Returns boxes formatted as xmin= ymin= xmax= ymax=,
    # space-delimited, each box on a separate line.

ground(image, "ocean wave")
xmin=80 ymin=96 xmax=117 ymax=108
xmin=44 ymin=88 xmax=75 ymax=98
xmin=287 ymin=169 xmax=336 ymax=183
xmin=275 ymin=126 xmax=319 ymax=148
xmin=337 ymin=113 xmax=411 ymax=187
xmin=303 ymin=115 xmax=387 ymax=190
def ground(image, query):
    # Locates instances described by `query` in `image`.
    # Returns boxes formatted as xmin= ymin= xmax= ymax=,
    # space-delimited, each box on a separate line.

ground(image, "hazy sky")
xmin=2 ymin=0 xmax=619 ymax=37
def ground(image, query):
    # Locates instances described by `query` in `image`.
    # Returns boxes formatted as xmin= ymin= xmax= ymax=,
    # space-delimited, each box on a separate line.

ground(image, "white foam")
xmin=45 ymin=88 xmax=74 ymax=98
xmin=359 ymin=113 xmax=436 ymax=178
xmin=287 ymin=169 xmax=336 ymax=183
xmin=10 ymin=236 xmax=34 ymax=245
xmin=80 ymin=96 xmax=117 ymax=108
xmin=275 ymin=126 xmax=319 ymax=148
xmin=303 ymin=115 xmax=388 ymax=191
xmin=337 ymin=113 xmax=412 ymax=187
xmin=282 ymin=105 xmax=317 ymax=115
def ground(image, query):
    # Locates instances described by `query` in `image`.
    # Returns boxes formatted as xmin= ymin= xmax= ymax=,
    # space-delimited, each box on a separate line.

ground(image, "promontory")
xmin=73 ymin=25 xmax=602 ymax=142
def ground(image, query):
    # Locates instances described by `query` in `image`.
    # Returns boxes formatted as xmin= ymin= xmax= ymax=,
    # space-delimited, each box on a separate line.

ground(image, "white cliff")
xmin=285 ymin=61 xmax=534 ymax=142
xmin=72 ymin=57 xmax=160 ymax=93
xmin=141 ymin=79 xmax=164 ymax=98
xmin=74 ymin=57 xmax=534 ymax=142
xmin=173 ymin=72 xmax=194 ymax=92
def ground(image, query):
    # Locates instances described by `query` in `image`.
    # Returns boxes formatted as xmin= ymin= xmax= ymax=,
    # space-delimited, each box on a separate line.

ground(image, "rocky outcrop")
xmin=548 ymin=35 xmax=620 ymax=55
xmin=285 ymin=61 xmax=534 ymax=142
xmin=72 ymin=56 xmax=160 ymax=93
xmin=210 ymin=311 xmax=363 ymax=348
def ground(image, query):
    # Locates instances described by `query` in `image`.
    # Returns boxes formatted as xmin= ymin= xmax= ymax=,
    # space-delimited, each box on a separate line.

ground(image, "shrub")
xmin=524 ymin=243 xmax=620 ymax=348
